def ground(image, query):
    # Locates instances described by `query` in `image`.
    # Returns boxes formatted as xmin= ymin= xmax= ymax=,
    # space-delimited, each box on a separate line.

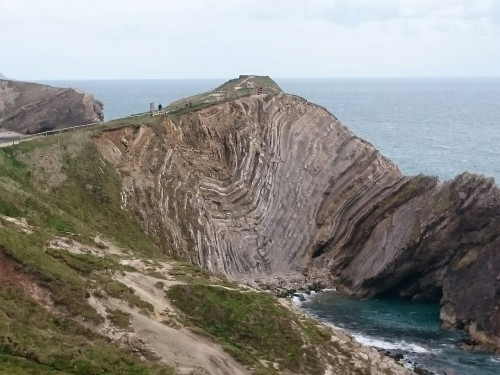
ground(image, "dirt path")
xmin=103 ymin=271 xmax=251 ymax=375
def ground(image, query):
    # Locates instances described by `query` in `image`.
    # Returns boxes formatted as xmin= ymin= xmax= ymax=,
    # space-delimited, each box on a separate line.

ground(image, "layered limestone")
xmin=0 ymin=79 xmax=103 ymax=134
xmin=97 ymin=88 xmax=500 ymax=351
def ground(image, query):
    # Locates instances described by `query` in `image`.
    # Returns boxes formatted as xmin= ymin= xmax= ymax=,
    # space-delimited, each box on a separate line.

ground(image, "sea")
xmin=38 ymin=77 xmax=500 ymax=374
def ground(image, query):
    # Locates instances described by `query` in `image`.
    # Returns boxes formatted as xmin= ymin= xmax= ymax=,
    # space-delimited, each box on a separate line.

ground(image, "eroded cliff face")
xmin=96 ymin=93 xmax=500 ymax=350
xmin=0 ymin=79 xmax=103 ymax=134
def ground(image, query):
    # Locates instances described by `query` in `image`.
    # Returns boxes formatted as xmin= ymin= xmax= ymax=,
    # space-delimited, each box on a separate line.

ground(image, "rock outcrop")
xmin=96 ymin=79 xmax=500 ymax=351
xmin=0 ymin=79 xmax=103 ymax=134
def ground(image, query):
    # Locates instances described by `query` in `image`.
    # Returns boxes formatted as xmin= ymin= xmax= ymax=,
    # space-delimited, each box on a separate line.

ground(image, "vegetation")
xmin=106 ymin=308 xmax=132 ymax=330
xmin=0 ymin=287 xmax=172 ymax=375
xmin=0 ymin=130 xmax=173 ymax=373
xmin=104 ymin=280 xmax=154 ymax=313
xmin=167 ymin=284 xmax=332 ymax=374
xmin=0 ymin=76 xmax=384 ymax=374
xmin=169 ymin=261 xmax=239 ymax=287
xmin=46 ymin=248 xmax=122 ymax=275
xmin=154 ymin=281 xmax=165 ymax=289
xmin=0 ymin=135 xmax=159 ymax=257
xmin=161 ymin=75 xmax=283 ymax=119
xmin=53 ymin=141 xmax=159 ymax=256
xmin=0 ymin=229 xmax=103 ymax=324
xmin=213 ymin=75 xmax=282 ymax=94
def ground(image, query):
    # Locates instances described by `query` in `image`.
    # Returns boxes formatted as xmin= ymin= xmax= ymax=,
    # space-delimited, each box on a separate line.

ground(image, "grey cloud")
xmin=0 ymin=0 xmax=498 ymax=79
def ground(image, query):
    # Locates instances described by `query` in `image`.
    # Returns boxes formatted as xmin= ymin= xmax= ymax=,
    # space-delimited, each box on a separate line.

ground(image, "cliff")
xmin=96 ymin=83 xmax=500 ymax=351
xmin=0 ymin=79 xmax=103 ymax=134
xmin=0 ymin=117 xmax=412 ymax=374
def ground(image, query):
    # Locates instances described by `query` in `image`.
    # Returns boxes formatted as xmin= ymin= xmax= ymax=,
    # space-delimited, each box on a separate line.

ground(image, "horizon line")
xmin=6 ymin=75 xmax=500 ymax=81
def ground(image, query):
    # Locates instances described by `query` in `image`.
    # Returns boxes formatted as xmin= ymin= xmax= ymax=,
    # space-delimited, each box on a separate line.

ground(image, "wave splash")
xmin=352 ymin=333 xmax=431 ymax=354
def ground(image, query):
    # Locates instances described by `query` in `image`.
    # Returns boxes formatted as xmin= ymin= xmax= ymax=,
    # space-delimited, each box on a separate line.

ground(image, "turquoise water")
xmin=38 ymin=77 xmax=500 ymax=374
xmin=301 ymin=292 xmax=500 ymax=375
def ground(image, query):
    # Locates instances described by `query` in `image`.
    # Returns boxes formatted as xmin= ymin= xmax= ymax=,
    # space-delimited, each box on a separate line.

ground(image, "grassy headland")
xmin=0 ymin=76 xmax=408 ymax=374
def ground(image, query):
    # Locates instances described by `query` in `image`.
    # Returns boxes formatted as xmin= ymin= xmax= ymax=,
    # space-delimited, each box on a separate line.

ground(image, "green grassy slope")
xmin=0 ymin=131 xmax=174 ymax=374
xmin=0 ymin=77 xmax=402 ymax=374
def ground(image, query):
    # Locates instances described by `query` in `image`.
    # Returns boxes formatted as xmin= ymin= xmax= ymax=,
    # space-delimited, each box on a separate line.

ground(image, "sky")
xmin=1 ymin=0 xmax=499 ymax=79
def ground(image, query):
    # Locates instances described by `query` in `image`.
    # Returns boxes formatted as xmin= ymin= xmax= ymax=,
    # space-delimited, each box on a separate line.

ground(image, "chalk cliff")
xmin=0 ymin=79 xmax=103 ymax=134
xmin=96 ymin=81 xmax=499 ymax=351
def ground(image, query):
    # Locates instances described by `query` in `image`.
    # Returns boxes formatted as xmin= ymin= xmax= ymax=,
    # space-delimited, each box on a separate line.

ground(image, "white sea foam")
xmin=403 ymin=363 xmax=414 ymax=370
xmin=291 ymin=295 xmax=304 ymax=307
xmin=352 ymin=333 xmax=430 ymax=354
xmin=290 ymin=291 xmax=319 ymax=307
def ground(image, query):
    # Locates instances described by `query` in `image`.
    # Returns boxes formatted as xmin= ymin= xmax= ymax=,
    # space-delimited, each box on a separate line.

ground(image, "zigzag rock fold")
xmin=97 ymin=92 xmax=500 ymax=351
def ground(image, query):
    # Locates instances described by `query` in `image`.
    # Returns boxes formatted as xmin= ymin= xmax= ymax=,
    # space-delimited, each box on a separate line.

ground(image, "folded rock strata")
xmin=0 ymin=79 xmax=103 ymax=134
xmin=97 ymin=91 xmax=500 ymax=351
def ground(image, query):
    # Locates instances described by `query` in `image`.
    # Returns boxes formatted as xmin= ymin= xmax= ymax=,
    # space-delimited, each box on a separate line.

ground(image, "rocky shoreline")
xmin=1 ymin=75 xmax=497 ymax=374
xmin=277 ymin=293 xmax=415 ymax=375
xmin=284 ymin=288 xmax=471 ymax=375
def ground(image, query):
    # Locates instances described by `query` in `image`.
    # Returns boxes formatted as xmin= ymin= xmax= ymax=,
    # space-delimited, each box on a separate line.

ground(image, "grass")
xmin=1 ymin=134 xmax=161 ymax=257
xmin=163 ymin=75 xmax=283 ymax=120
xmin=167 ymin=284 xmax=330 ymax=374
xmin=104 ymin=280 xmax=154 ymax=313
xmin=45 ymin=248 xmax=122 ymax=275
xmin=169 ymin=262 xmax=239 ymax=287
xmin=0 ymin=229 xmax=102 ymax=323
xmin=0 ymin=354 xmax=66 ymax=374
xmin=213 ymin=75 xmax=282 ymax=94
xmin=0 ymin=147 xmax=31 ymax=186
xmin=146 ymin=270 xmax=167 ymax=280
xmin=0 ymin=78 xmax=377 ymax=374
xmin=168 ymin=262 xmax=211 ymax=280
xmin=101 ymin=116 xmax=163 ymax=132
xmin=154 ymin=281 xmax=165 ymax=289
xmin=52 ymin=141 xmax=159 ymax=257
xmin=0 ymin=286 xmax=173 ymax=375
xmin=46 ymin=215 xmax=75 ymax=234
xmin=106 ymin=308 xmax=132 ymax=330
xmin=0 ymin=131 xmax=169 ymax=372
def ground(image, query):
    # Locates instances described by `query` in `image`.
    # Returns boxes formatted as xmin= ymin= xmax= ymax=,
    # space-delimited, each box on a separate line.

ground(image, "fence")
xmin=0 ymin=122 xmax=102 ymax=147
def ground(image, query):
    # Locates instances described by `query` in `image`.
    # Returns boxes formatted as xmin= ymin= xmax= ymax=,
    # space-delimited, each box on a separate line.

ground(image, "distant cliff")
xmin=96 ymin=78 xmax=499 ymax=352
xmin=0 ymin=79 xmax=103 ymax=134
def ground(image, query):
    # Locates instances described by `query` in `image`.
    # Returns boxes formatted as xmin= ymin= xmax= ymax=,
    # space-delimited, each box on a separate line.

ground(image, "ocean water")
xmin=299 ymin=292 xmax=500 ymax=375
xmin=278 ymin=77 xmax=500 ymax=182
xmin=38 ymin=77 xmax=500 ymax=374
xmin=39 ymin=79 xmax=222 ymax=121
xmin=40 ymin=77 xmax=500 ymax=182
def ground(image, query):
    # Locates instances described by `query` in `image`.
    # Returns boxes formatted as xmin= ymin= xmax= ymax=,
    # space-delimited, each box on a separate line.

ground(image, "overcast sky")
xmin=1 ymin=0 xmax=499 ymax=79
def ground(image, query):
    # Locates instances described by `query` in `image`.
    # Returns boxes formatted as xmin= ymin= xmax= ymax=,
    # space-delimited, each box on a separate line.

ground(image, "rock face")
xmin=96 ymin=85 xmax=500 ymax=351
xmin=0 ymin=79 xmax=103 ymax=134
